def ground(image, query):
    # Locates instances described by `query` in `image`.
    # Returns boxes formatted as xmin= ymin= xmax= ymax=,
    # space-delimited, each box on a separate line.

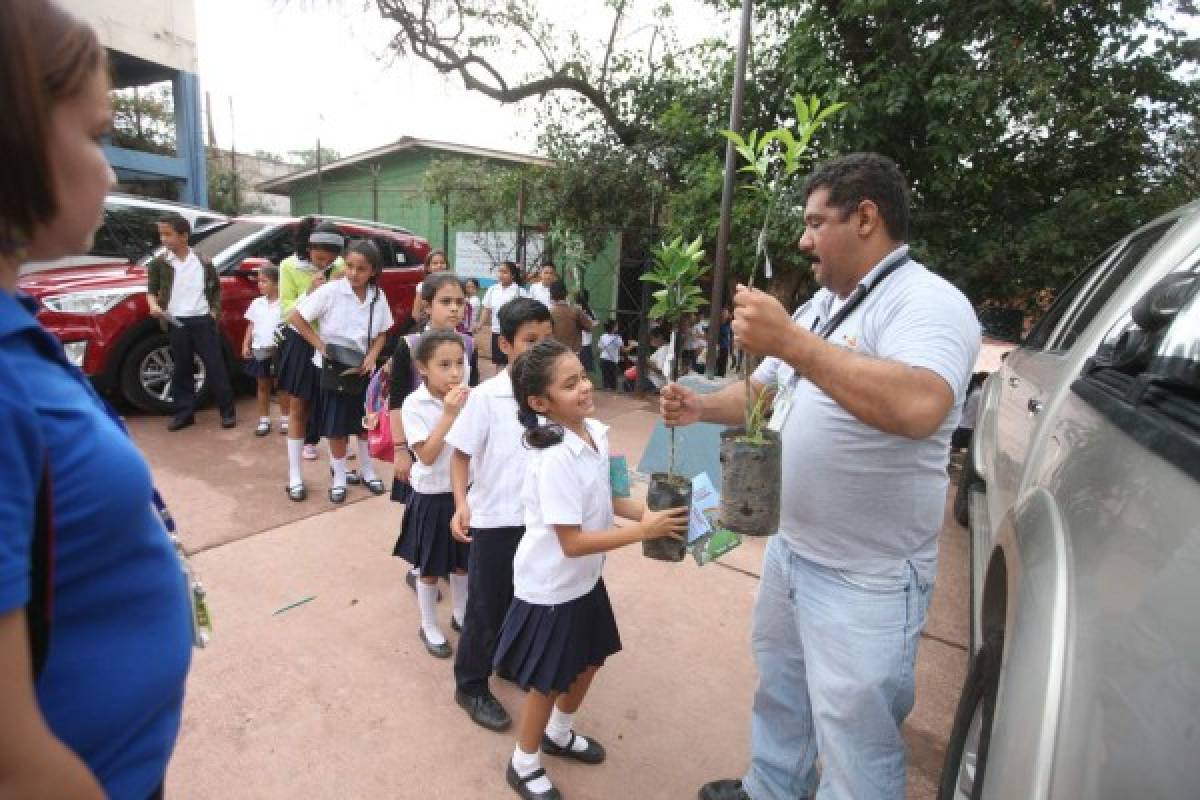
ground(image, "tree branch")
xmin=599 ymin=0 xmax=628 ymax=93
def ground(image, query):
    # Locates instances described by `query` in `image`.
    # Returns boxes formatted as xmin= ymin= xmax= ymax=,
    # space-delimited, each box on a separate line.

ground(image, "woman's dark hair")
xmin=348 ymin=240 xmax=382 ymax=283
xmin=497 ymin=260 xmax=520 ymax=285
xmin=498 ymin=296 xmax=552 ymax=344
xmin=413 ymin=328 xmax=464 ymax=364
xmin=293 ymin=215 xmax=318 ymax=258
xmin=0 ymin=0 xmax=105 ymax=253
xmin=512 ymin=339 xmax=572 ymax=449
xmin=604 ymin=319 xmax=618 ymax=333
xmin=424 ymin=248 xmax=448 ymax=273
xmin=804 ymin=152 xmax=910 ymax=241
xmin=421 ymin=271 xmax=464 ymax=303
xmin=308 ymin=221 xmax=344 ymax=255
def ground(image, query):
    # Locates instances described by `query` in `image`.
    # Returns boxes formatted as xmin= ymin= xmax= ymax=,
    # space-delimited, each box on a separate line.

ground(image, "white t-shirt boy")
xmin=445 ymin=368 xmax=526 ymax=529
xmin=402 ymin=384 xmax=456 ymax=494
xmin=514 ymin=418 xmax=613 ymax=605
xmin=244 ymin=296 xmax=282 ymax=350
xmin=295 ymin=278 xmax=394 ymax=366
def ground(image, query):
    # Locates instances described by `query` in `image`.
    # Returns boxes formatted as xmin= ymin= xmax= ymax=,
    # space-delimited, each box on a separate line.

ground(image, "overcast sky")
xmin=196 ymin=0 xmax=732 ymax=162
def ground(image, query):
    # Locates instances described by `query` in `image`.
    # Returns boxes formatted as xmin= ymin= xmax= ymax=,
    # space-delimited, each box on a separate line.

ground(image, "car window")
xmin=1023 ymin=249 xmax=1112 ymax=351
xmin=1049 ymin=218 xmax=1178 ymax=352
xmin=190 ymin=220 xmax=268 ymax=268
xmin=91 ymin=203 xmax=164 ymax=260
xmin=245 ymin=226 xmax=296 ymax=265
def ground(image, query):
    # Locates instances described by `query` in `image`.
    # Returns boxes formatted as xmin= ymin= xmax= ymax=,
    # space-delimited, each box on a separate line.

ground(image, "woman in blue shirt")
xmin=0 ymin=2 xmax=192 ymax=798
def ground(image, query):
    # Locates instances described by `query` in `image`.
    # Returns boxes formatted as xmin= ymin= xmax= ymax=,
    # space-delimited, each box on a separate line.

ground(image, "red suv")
xmin=20 ymin=215 xmax=429 ymax=413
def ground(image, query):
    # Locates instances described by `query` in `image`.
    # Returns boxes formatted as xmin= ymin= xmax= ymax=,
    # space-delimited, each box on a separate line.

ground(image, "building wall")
xmin=66 ymin=0 xmax=199 ymax=73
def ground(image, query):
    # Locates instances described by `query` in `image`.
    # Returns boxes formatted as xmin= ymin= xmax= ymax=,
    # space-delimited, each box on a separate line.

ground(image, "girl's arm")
xmin=476 ymin=306 xmax=491 ymax=335
xmin=411 ymin=386 xmax=468 ymax=465
xmin=288 ymin=309 xmax=324 ymax=355
xmin=241 ymin=320 xmax=254 ymax=359
xmin=552 ymin=502 xmax=687 ymax=558
xmin=360 ymin=331 xmax=388 ymax=375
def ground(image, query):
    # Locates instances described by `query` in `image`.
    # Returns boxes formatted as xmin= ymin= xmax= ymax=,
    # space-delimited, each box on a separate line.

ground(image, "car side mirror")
xmin=237 ymin=257 xmax=272 ymax=278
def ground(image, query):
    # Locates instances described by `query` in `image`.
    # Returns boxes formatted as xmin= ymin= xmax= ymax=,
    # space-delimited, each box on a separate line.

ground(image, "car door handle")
xmin=1028 ymin=398 xmax=1044 ymax=414
xmin=1009 ymin=376 xmax=1021 ymax=388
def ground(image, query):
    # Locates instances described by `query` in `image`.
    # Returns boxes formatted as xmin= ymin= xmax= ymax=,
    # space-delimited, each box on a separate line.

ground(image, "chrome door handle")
xmin=1028 ymin=398 xmax=1044 ymax=414
xmin=1009 ymin=376 xmax=1021 ymax=388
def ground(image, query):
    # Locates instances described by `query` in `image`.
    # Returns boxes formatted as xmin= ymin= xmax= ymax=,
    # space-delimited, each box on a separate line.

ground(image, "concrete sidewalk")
xmin=130 ymin=386 xmax=967 ymax=799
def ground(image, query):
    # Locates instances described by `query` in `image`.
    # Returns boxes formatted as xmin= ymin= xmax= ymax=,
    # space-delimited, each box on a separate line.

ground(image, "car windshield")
xmin=137 ymin=220 xmax=269 ymax=267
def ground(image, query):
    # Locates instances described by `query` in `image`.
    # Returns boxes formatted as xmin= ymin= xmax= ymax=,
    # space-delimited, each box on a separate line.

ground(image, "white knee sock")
xmin=449 ymin=573 xmax=468 ymax=628
xmin=286 ymin=438 xmax=304 ymax=486
xmin=511 ymin=746 xmax=553 ymax=794
xmin=330 ymin=456 xmax=347 ymax=489
xmin=546 ymin=707 xmax=590 ymax=753
xmin=417 ymin=583 xmax=445 ymax=645
xmin=356 ymin=438 xmax=377 ymax=481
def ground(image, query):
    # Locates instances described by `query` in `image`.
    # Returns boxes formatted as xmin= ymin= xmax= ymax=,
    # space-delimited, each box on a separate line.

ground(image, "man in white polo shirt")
xmin=527 ymin=262 xmax=557 ymax=309
xmin=663 ymin=153 xmax=980 ymax=800
xmin=146 ymin=215 xmax=236 ymax=431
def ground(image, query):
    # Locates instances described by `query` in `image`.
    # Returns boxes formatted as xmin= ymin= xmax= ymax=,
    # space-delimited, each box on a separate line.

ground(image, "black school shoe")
xmin=419 ymin=628 xmax=452 ymax=658
xmin=697 ymin=779 xmax=751 ymax=800
xmin=405 ymin=570 xmax=442 ymax=602
xmin=167 ymin=415 xmax=194 ymax=432
xmin=540 ymin=731 xmax=606 ymax=765
xmin=221 ymin=414 xmax=237 ymax=429
xmin=455 ymin=688 xmax=512 ymax=732
xmin=506 ymin=764 xmax=561 ymax=800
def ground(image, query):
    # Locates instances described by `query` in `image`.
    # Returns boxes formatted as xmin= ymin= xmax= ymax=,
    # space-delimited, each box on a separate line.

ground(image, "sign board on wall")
xmin=454 ymin=232 xmax=545 ymax=286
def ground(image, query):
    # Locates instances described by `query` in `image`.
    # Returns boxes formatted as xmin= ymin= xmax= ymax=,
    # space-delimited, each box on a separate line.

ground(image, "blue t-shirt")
xmin=0 ymin=291 xmax=192 ymax=799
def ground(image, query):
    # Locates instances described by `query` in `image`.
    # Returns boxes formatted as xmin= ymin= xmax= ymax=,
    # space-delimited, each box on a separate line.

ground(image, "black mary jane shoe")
xmin=330 ymin=468 xmax=362 ymax=486
xmin=451 ymin=616 xmax=463 ymax=633
xmin=405 ymin=570 xmax=442 ymax=601
xmin=540 ymin=731 xmax=606 ymax=765
xmin=286 ymin=483 xmax=307 ymax=502
xmin=419 ymin=628 xmax=452 ymax=658
xmin=697 ymin=779 xmax=752 ymax=800
xmin=328 ymin=486 xmax=347 ymax=504
xmin=365 ymin=478 xmax=386 ymax=495
xmin=506 ymin=764 xmax=562 ymax=800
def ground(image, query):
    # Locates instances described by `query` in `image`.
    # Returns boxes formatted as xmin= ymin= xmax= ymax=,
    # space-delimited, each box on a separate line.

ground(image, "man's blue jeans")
xmin=742 ymin=536 xmax=933 ymax=800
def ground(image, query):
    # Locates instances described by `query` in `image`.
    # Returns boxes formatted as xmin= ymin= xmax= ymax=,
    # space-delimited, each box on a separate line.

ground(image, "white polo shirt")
xmin=296 ymin=278 xmax=393 ymax=366
xmin=445 ymin=369 xmax=527 ymax=528
xmin=244 ymin=296 xmax=281 ymax=350
xmin=481 ymin=282 xmax=526 ymax=333
xmin=401 ymin=384 xmax=455 ymax=494
xmin=598 ymin=333 xmax=623 ymax=362
xmin=528 ymin=282 xmax=553 ymax=309
xmin=165 ymin=249 xmax=209 ymax=317
xmin=514 ymin=418 xmax=613 ymax=605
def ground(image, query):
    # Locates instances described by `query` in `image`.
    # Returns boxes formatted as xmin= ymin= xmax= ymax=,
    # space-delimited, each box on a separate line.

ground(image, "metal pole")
xmin=515 ymin=180 xmax=526 ymax=273
xmin=228 ymin=97 xmax=238 ymax=214
xmin=371 ymin=166 xmax=379 ymax=221
xmin=706 ymin=0 xmax=753 ymax=377
xmin=316 ymin=136 xmax=323 ymax=214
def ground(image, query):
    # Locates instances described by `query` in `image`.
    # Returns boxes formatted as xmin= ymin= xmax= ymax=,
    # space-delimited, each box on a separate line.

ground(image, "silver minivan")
xmin=941 ymin=200 xmax=1200 ymax=799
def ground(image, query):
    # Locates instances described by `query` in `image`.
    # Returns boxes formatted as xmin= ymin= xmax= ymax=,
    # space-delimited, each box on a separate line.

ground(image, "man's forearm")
xmin=698 ymin=380 xmax=763 ymax=427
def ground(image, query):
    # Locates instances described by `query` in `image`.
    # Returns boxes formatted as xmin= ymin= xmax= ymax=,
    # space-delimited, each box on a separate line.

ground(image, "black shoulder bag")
xmin=320 ymin=285 xmax=378 ymax=396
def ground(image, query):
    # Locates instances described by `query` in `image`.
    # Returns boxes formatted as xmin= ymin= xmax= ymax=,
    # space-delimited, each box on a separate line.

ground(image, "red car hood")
xmin=18 ymin=263 xmax=148 ymax=299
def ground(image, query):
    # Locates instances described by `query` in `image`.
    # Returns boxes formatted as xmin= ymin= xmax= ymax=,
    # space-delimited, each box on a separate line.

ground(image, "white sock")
xmin=286 ymin=438 xmax=304 ymax=486
xmin=280 ymin=415 xmax=289 ymax=425
xmin=511 ymin=746 xmax=553 ymax=794
xmin=259 ymin=415 xmax=270 ymax=424
xmin=330 ymin=456 xmax=347 ymax=489
xmin=546 ymin=707 xmax=590 ymax=753
xmin=417 ymin=582 xmax=445 ymax=645
xmin=356 ymin=438 xmax=377 ymax=481
xmin=410 ymin=567 xmax=421 ymax=580
xmin=449 ymin=573 xmax=468 ymax=628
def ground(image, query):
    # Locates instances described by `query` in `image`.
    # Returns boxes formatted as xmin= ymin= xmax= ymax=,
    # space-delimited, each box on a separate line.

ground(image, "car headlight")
xmin=41 ymin=289 xmax=137 ymax=314
xmin=62 ymin=341 xmax=87 ymax=367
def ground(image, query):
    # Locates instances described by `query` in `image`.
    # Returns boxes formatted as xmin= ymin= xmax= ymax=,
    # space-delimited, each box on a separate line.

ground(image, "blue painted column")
xmin=173 ymin=70 xmax=208 ymax=207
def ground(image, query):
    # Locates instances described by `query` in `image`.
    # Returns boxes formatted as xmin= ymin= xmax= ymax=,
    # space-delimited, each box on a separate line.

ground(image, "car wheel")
xmin=938 ymin=632 xmax=1002 ymax=800
xmin=119 ymin=333 xmax=209 ymax=414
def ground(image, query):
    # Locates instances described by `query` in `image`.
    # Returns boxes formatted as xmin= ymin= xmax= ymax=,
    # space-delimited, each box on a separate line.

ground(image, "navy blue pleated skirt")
xmin=316 ymin=388 xmax=365 ymax=438
xmin=493 ymin=578 xmax=622 ymax=695
xmin=391 ymin=478 xmax=413 ymax=504
xmin=276 ymin=328 xmax=320 ymax=402
xmin=392 ymin=491 xmax=469 ymax=578
xmin=244 ymin=355 xmax=274 ymax=379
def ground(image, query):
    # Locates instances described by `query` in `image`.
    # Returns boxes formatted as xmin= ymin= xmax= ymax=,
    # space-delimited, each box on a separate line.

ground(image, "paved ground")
xmin=129 ymin=372 xmax=969 ymax=799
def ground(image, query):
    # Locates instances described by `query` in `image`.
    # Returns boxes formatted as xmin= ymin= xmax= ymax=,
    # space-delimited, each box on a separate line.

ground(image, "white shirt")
xmin=514 ymin=418 xmax=613 ymax=605
xmin=445 ymin=369 xmax=527 ymax=528
xmin=580 ymin=311 xmax=596 ymax=347
xmin=296 ymin=278 xmax=394 ymax=366
xmin=402 ymin=384 xmax=456 ymax=494
xmin=165 ymin=249 xmax=209 ymax=317
xmin=482 ymin=282 xmax=527 ymax=333
xmin=244 ymin=296 xmax=282 ymax=350
xmin=598 ymin=333 xmax=623 ymax=362
xmin=528 ymin=282 xmax=553 ymax=309
xmin=646 ymin=344 xmax=671 ymax=389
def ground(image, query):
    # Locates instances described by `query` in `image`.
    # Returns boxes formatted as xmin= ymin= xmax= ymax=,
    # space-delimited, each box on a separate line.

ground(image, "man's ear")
xmin=498 ymin=336 xmax=515 ymax=359
xmin=855 ymin=199 xmax=882 ymax=239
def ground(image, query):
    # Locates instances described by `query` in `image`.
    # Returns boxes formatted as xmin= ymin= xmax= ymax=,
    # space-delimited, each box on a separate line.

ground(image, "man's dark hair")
xmin=499 ymin=296 xmax=552 ymax=344
xmin=650 ymin=325 xmax=668 ymax=342
xmin=804 ymin=152 xmax=910 ymax=241
xmin=549 ymin=279 xmax=568 ymax=301
xmin=158 ymin=214 xmax=190 ymax=235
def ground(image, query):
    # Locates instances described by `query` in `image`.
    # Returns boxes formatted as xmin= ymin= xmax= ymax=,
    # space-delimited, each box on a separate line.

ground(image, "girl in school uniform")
xmin=411 ymin=248 xmax=449 ymax=326
xmin=476 ymin=260 xmax=526 ymax=366
xmin=495 ymin=339 xmax=689 ymax=800
xmin=389 ymin=273 xmax=480 ymax=591
xmin=393 ymin=330 xmax=472 ymax=658
xmin=461 ymin=277 xmax=481 ymax=334
xmin=277 ymin=220 xmax=347 ymax=496
xmin=241 ymin=263 xmax=284 ymax=436
xmin=290 ymin=241 xmax=393 ymax=503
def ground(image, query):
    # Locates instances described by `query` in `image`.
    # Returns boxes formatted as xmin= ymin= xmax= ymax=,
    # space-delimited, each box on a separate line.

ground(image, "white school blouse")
xmin=445 ymin=369 xmax=526 ymax=529
xmin=402 ymin=384 xmax=456 ymax=494
xmin=513 ymin=418 xmax=613 ymax=606
xmin=528 ymin=282 xmax=553 ymax=309
xmin=243 ymin=296 xmax=282 ymax=350
xmin=295 ymin=278 xmax=393 ymax=366
xmin=481 ymin=282 xmax=526 ymax=333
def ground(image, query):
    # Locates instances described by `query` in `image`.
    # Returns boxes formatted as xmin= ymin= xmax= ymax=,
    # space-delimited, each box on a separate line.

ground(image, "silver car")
xmin=941 ymin=200 xmax=1200 ymax=799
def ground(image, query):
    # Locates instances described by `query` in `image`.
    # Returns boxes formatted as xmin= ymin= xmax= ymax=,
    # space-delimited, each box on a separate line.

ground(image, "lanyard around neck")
xmin=814 ymin=256 xmax=910 ymax=340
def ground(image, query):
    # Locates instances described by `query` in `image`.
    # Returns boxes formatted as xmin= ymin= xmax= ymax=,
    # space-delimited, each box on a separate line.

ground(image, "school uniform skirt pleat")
xmin=492 ymin=578 xmax=622 ymax=695
xmin=316 ymin=387 xmax=366 ymax=438
xmin=276 ymin=327 xmax=320 ymax=402
xmin=392 ymin=491 xmax=468 ymax=578
xmin=243 ymin=355 xmax=274 ymax=379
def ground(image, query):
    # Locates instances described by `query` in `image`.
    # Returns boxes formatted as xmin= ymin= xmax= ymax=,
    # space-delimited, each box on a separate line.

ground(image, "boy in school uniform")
xmin=448 ymin=297 xmax=554 ymax=732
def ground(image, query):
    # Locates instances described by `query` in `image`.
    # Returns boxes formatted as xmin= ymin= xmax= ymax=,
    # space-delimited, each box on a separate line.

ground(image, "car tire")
xmin=119 ymin=333 xmax=209 ymax=414
xmin=938 ymin=631 xmax=1002 ymax=800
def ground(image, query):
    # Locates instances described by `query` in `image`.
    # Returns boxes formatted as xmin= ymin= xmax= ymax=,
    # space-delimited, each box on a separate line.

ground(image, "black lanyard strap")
xmin=815 ymin=256 xmax=911 ymax=340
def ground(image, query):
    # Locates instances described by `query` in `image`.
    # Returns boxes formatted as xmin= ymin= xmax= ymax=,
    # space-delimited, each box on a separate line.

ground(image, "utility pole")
xmin=515 ymin=179 xmax=526 ymax=271
xmin=370 ymin=165 xmax=380 ymax=221
xmin=228 ymin=96 xmax=239 ymax=214
xmin=315 ymin=136 xmax=323 ymax=214
xmin=706 ymin=0 xmax=754 ymax=377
